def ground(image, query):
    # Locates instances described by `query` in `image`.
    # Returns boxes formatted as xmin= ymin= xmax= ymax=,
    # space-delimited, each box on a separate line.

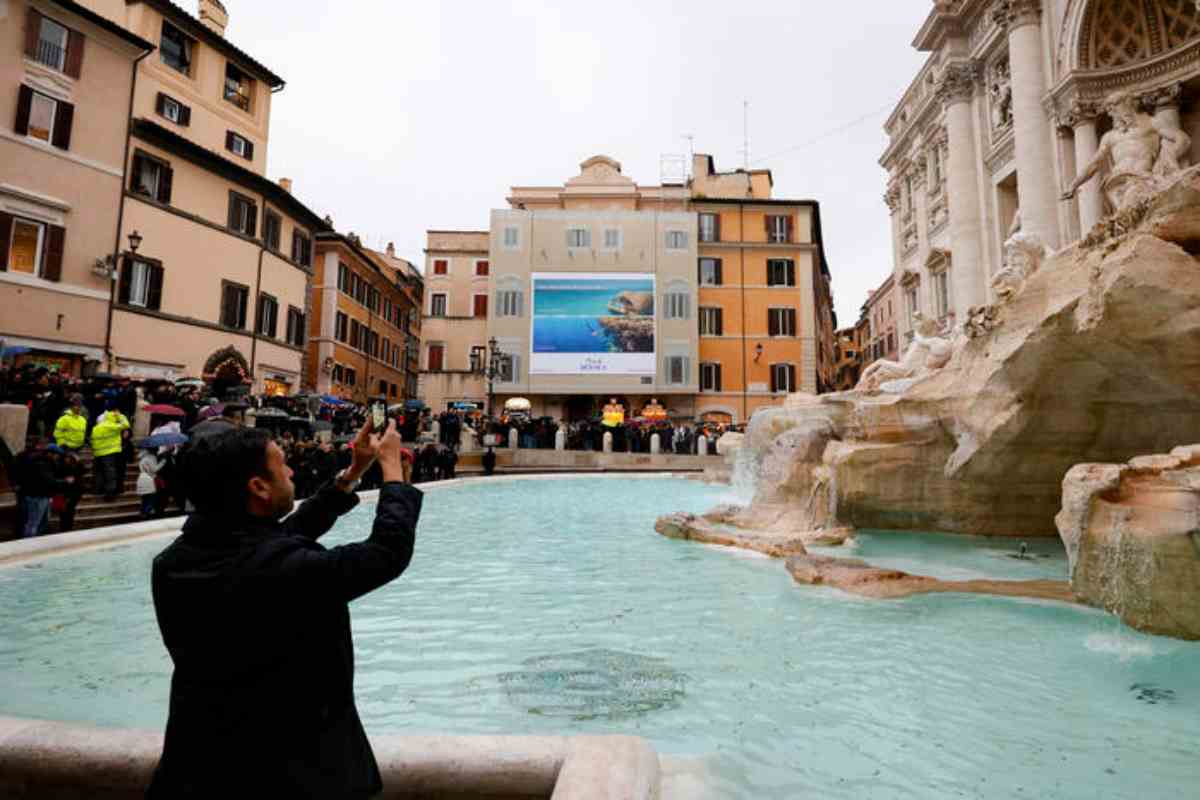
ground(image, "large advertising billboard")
xmin=530 ymin=272 xmax=656 ymax=375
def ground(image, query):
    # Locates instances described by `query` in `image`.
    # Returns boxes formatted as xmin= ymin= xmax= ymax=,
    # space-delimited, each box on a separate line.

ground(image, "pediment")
xmin=565 ymin=155 xmax=636 ymax=189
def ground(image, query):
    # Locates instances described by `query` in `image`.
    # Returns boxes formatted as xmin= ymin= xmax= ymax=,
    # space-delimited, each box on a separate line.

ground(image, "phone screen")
xmin=371 ymin=402 xmax=386 ymax=433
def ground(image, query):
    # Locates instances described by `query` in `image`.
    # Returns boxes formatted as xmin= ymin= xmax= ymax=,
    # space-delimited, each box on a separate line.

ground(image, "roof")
xmin=131 ymin=118 xmax=329 ymax=232
xmin=130 ymin=0 xmax=285 ymax=87
xmin=50 ymin=0 xmax=155 ymax=51
xmin=425 ymin=230 xmax=490 ymax=235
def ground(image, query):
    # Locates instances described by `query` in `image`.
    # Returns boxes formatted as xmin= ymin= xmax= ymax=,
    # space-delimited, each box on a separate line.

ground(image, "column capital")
xmin=993 ymin=0 xmax=1041 ymax=30
xmin=937 ymin=61 xmax=979 ymax=107
xmin=1057 ymin=97 xmax=1102 ymax=129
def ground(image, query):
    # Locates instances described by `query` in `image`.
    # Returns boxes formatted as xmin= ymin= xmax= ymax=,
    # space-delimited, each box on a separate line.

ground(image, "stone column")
xmin=937 ymin=60 xmax=988 ymax=315
xmin=555 ymin=428 xmax=565 ymax=451
xmin=650 ymin=433 xmax=661 ymax=455
xmin=1143 ymin=84 xmax=1190 ymax=168
xmin=1001 ymin=0 xmax=1061 ymax=249
xmin=602 ymin=431 xmax=613 ymax=454
xmin=1068 ymin=100 xmax=1105 ymax=233
xmin=508 ymin=428 xmax=519 ymax=450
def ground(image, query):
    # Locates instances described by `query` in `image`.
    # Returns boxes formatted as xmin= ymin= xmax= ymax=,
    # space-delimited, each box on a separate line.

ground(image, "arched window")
xmin=1081 ymin=0 xmax=1200 ymax=69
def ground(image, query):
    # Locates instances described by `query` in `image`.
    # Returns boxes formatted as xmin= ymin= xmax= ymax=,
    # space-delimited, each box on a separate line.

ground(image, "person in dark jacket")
xmin=147 ymin=420 xmax=419 ymax=799
xmin=482 ymin=446 xmax=497 ymax=476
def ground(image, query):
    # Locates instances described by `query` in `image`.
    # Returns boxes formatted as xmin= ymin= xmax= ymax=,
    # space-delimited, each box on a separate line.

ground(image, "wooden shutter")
xmin=0 ymin=212 xmax=12 ymax=271
xmin=786 ymin=260 xmax=796 ymax=287
xmin=784 ymin=216 xmax=793 ymax=244
xmin=118 ymin=257 xmax=133 ymax=305
xmin=24 ymin=8 xmax=41 ymax=58
xmin=129 ymin=154 xmax=143 ymax=193
xmin=227 ymin=195 xmax=238 ymax=229
xmin=155 ymin=93 xmax=166 ymax=116
xmin=787 ymin=365 xmax=796 ymax=392
xmin=64 ymin=30 xmax=85 ymax=79
xmin=147 ymin=264 xmax=163 ymax=310
xmin=42 ymin=225 xmax=65 ymax=282
xmin=157 ymin=165 xmax=173 ymax=205
xmin=765 ymin=215 xmax=773 ymax=239
xmin=244 ymin=140 xmax=254 ymax=160
xmin=255 ymin=294 xmax=265 ymax=334
xmin=15 ymin=86 xmax=33 ymax=136
xmin=179 ymin=104 xmax=191 ymax=126
xmin=225 ymin=131 xmax=235 ymax=152
xmin=768 ymin=310 xmax=779 ymax=337
xmin=237 ymin=288 xmax=248 ymax=327
xmin=713 ymin=214 xmax=721 ymax=242
xmin=788 ymin=309 xmax=797 ymax=336
xmin=715 ymin=308 xmax=723 ymax=336
xmin=474 ymin=294 xmax=488 ymax=318
xmin=291 ymin=231 xmax=300 ymax=261
xmin=429 ymin=345 xmax=443 ymax=371
xmin=714 ymin=259 xmax=723 ymax=285
xmin=247 ymin=205 xmax=257 ymax=238
xmin=769 ymin=365 xmax=778 ymax=393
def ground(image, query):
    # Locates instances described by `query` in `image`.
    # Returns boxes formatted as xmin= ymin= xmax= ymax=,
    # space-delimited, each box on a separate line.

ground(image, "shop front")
xmin=1 ymin=336 xmax=104 ymax=379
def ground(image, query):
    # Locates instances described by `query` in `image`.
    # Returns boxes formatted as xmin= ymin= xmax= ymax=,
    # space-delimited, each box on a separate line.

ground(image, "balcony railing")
xmin=34 ymin=39 xmax=65 ymax=72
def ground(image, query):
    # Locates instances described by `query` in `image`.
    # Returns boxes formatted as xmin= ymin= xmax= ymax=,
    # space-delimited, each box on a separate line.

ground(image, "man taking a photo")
xmin=147 ymin=419 xmax=419 ymax=798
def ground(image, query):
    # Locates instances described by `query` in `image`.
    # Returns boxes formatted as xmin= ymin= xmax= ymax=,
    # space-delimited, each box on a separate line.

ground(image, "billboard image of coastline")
xmin=530 ymin=272 xmax=656 ymax=375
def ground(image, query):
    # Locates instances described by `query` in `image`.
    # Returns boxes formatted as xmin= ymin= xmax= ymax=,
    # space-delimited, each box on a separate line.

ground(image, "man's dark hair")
xmin=182 ymin=428 xmax=273 ymax=513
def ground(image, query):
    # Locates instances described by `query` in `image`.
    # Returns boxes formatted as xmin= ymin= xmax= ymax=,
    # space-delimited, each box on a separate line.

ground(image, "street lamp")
xmin=473 ymin=336 xmax=511 ymax=419
xmin=127 ymin=230 xmax=143 ymax=254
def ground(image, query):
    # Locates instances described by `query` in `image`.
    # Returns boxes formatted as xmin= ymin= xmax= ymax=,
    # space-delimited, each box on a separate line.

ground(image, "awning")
xmin=0 ymin=336 xmax=103 ymax=361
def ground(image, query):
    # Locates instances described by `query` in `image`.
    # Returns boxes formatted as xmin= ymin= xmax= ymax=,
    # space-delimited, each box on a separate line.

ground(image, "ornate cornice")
xmin=1046 ymin=37 xmax=1200 ymax=118
xmin=1056 ymin=97 xmax=1103 ymax=129
xmin=937 ymin=60 xmax=980 ymax=106
xmin=993 ymin=0 xmax=1041 ymax=30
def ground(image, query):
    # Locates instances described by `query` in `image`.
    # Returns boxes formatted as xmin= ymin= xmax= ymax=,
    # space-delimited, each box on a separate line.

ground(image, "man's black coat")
xmin=146 ymin=481 xmax=422 ymax=798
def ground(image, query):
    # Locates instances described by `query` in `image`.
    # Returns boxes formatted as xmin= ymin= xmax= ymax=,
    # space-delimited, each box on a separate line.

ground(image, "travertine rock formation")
xmin=734 ymin=165 xmax=1200 ymax=539
xmin=1056 ymin=445 xmax=1200 ymax=640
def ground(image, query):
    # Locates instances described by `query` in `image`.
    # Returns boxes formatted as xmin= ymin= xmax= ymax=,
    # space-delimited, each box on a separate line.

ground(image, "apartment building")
xmin=418 ymin=230 xmax=489 ymax=414
xmin=1 ymin=0 xmax=153 ymax=376
xmin=92 ymin=0 xmax=326 ymax=394
xmin=859 ymin=273 xmax=899 ymax=370
xmin=306 ymin=233 xmax=419 ymax=404
xmin=364 ymin=242 xmax=423 ymax=401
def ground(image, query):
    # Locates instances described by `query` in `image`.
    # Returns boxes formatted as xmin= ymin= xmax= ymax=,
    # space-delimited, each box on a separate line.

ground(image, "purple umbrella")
xmin=197 ymin=403 xmax=225 ymax=420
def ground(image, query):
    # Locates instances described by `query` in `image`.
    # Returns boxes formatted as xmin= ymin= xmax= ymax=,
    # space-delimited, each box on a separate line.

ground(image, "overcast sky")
xmin=228 ymin=1 xmax=931 ymax=325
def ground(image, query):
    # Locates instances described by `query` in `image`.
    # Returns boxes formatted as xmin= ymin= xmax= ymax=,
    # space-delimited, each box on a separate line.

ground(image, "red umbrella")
xmin=144 ymin=404 xmax=186 ymax=417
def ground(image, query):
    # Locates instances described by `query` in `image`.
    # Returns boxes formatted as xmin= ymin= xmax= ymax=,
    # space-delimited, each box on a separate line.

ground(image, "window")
xmin=665 ymin=356 xmax=689 ymax=386
xmin=906 ymin=285 xmax=919 ymax=327
xmin=224 ymin=63 xmax=252 ymax=111
xmin=766 ymin=215 xmax=792 ymax=244
xmin=291 ymin=231 xmax=312 ymax=267
xmin=349 ymin=319 xmax=362 ymax=350
xmin=33 ymin=15 xmax=68 ymax=72
xmin=337 ymin=263 xmax=351 ymax=294
xmin=566 ymin=228 xmax=591 ymax=249
xmin=116 ymin=257 xmax=162 ymax=309
xmin=934 ymin=271 xmax=950 ymax=319
xmin=353 ymin=275 xmax=367 ymax=305
xmin=344 ymin=367 xmax=356 ymax=387
xmin=475 ymin=260 xmax=489 ymax=276
xmin=473 ymin=294 xmax=488 ymax=318
xmin=379 ymin=379 xmax=388 ymax=396
xmin=332 ymin=364 xmax=343 ymax=383
xmin=770 ymin=363 xmax=797 ymax=393
xmin=264 ymin=211 xmax=282 ymax=251
xmin=665 ymin=230 xmax=688 ymax=250
xmin=220 ymin=283 xmax=249 ymax=329
xmin=664 ymin=289 xmax=689 ymax=320
xmin=227 ymin=193 xmax=257 ymax=237
xmin=226 ymin=131 xmax=253 ymax=160
xmin=367 ymin=287 xmax=379 ymax=314
xmin=256 ymin=293 xmax=278 ymax=338
xmin=430 ymin=293 xmax=447 ymax=317
xmin=335 ymin=311 xmax=348 ymax=342
xmin=699 ymin=213 xmax=719 ymax=243
xmin=602 ymin=228 xmax=622 ymax=250
xmin=768 ymin=308 xmax=797 ymax=337
xmin=699 ymin=307 xmax=724 ymax=336
xmin=432 ymin=259 xmax=448 ymax=275
xmin=498 ymin=353 xmax=520 ymax=383
xmin=6 ymin=218 xmax=44 ymax=276
xmin=700 ymin=362 xmax=722 ymax=392
xmin=160 ymin=22 xmax=192 ymax=74
xmin=699 ymin=258 xmax=722 ymax=286
xmin=767 ymin=259 xmax=796 ymax=287
xmin=15 ymin=87 xmax=73 ymax=150
xmin=155 ymin=93 xmax=190 ymax=126
xmin=381 ymin=339 xmax=390 ymax=364
xmin=503 ymin=226 xmax=519 ymax=249
xmin=286 ymin=307 xmax=305 ymax=346
xmin=497 ymin=289 xmax=523 ymax=318
xmin=428 ymin=344 xmax=445 ymax=372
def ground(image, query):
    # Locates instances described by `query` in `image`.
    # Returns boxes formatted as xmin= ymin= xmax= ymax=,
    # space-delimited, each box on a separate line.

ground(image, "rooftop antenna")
xmin=741 ymin=101 xmax=749 ymax=169
xmin=682 ymin=133 xmax=694 ymax=176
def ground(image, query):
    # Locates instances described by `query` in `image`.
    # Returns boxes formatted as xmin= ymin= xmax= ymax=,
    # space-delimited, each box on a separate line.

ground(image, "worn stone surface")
xmin=654 ymin=512 xmax=809 ymax=558
xmin=784 ymin=554 xmax=1076 ymax=603
xmin=732 ymin=177 xmax=1200 ymax=539
xmin=1056 ymin=445 xmax=1200 ymax=640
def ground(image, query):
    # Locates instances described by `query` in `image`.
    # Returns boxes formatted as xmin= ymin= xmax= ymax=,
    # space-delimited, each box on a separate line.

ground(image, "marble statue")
xmin=856 ymin=313 xmax=954 ymax=392
xmin=988 ymin=59 xmax=1012 ymax=133
xmin=1062 ymin=90 xmax=1192 ymax=212
xmin=991 ymin=232 xmax=1048 ymax=303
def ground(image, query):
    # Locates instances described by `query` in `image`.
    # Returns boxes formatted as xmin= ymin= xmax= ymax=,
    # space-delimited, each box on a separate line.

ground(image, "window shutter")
xmin=770 ymin=366 xmax=777 ymax=393
xmin=715 ymin=308 xmax=723 ymax=336
xmin=255 ymin=294 xmax=264 ymax=334
xmin=769 ymin=311 xmax=779 ymax=337
xmin=118 ymin=258 xmax=133 ymax=305
xmin=788 ymin=365 xmax=797 ymax=392
xmin=129 ymin=154 xmax=143 ymax=193
xmin=291 ymin=231 xmax=300 ymax=261
xmin=225 ymin=131 xmax=235 ymax=152
xmin=15 ymin=85 xmax=33 ymax=136
xmin=179 ymin=104 xmax=191 ymax=126
xmin=42 ymin=225 xmax=65 ymax=282
xmin=786 ymin=260 xmax=796 ymax=287
xmin=0 ymin=212 xmax=12 ymax=271
xmin=227 ymin=196 xmax=238 ymax=229
xmin=64 ymin=30 xmax=85 ymax=79
xmin=245 ymin=140 xmax=254 ymax=160
xmin=715 ymin=259 xmax=722 ymax=285
xmin=147 ymin=264 xmax=163 ymax=310
xmin=24 ymin=9 xmax=41 ymax=58
xmin=765 ymin=215 xmax=773 ymax=238
xmin=713 ymin=214 xmax=721 ymax=242
xmin=155 ymin=93 xmax=166 ymax=116
xmin=784 ymin=216 xmax=794 ymax=243
xmin=157 ymin=165 xmax=173 ymax=205
xmin=238 ymin=288 xmax=248 ymax=327
xmin=247 ymin=206 xmax=257 ymax=238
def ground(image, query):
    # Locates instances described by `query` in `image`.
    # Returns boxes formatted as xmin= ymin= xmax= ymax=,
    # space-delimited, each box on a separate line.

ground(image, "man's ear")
xmin=246 ymin=475 xmax=271 ymax=503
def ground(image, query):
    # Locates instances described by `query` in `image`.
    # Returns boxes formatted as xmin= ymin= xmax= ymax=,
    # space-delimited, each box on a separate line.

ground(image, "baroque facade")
xmin=883 ymin=0 xmax=1200 ymax=343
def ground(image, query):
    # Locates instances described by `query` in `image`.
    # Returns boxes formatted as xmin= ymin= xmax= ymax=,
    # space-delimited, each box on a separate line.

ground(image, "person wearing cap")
xmin=90 ymin=403 xmax=131 ymax=501
xmin=53 ymin=394 xmax=88 ymax=453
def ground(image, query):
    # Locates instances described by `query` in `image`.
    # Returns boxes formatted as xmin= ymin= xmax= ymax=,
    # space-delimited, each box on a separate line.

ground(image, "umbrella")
xmin=504 ymin=398 xmax=532 ymax=412
xmin=255 ymin=407 xmax=289 ymax=417
xmin=175 ymin=378 xmax=205 ymax=388
xmin=320 ymin=394 xmax=351 ymax=406
xmin=197 ymin=403 xmax=225 ymax=420
xmin=139 ymin=432 xmax=189 ymax=449
xmin=144 ymin=404 xmax=185 ymax=417
xmin=0 ymin=346 xmax=31 ymax=358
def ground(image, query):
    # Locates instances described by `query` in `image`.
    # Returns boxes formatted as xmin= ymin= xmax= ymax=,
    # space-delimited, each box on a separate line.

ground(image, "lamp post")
xmin=102 ymin=230 xmax=143 ymax=372
xmin=473 ymin=336 xmax=510 ymax=419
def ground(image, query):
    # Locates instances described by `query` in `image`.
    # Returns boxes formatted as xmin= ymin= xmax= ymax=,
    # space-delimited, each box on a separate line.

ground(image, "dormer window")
xmin=160 ymin=22 xmax=192 ymax=75
xmin=224 ymin=63 xmax=252 ymax=111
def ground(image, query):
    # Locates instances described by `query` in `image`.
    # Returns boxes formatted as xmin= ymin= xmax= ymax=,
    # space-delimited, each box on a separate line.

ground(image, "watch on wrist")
xmin=335 ymin=469 xmax=361 ymax=492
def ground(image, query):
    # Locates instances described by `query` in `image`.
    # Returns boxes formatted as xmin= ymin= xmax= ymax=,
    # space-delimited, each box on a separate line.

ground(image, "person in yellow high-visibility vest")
xmin=53 ymin=394 xmax=88 ymax=453
xmin=90 ymin=405 xmax=131 ymax=501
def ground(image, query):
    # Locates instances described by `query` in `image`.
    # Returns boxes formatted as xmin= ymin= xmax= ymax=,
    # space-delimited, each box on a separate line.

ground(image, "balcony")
xmin=33 ymin=39 xmax=66 ymax=72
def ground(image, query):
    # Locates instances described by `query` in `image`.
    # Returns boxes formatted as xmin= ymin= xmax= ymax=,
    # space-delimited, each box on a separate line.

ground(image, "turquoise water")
xmin=533 ymin=281 xmax=655 ymax=316
xmin=533 ymin=315 xmax=649 ymax=353
xmin=1 ymin=478 xmax=1198 ymax=799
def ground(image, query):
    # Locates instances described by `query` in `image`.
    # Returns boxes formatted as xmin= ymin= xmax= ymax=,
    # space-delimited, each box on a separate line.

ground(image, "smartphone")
xmin=370 ymin=397 xmax=387 ymax=434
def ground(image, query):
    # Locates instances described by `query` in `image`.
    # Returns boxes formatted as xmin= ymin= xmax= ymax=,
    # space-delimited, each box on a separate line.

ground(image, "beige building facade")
xmin=860 ymin=272 xmax=899 ymax=367
xmin=883 ymin=0 xmax=1200 ymax=344
xmin=1 ymin=0 xmax=152 ymax=375
xmin=419 ymin=230 xmax=489 ymax=414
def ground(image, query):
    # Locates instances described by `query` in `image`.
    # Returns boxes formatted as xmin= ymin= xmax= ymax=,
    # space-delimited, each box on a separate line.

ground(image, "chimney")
xmin=198 ymin=0 xmax=229 ymax=37
xmin=692 ymin=153 xmax=712 ymax=180
xmin=278 ymin=177 xmax=293 ymax=194
xmin=386 ymin=242 xmax=395 ymax=257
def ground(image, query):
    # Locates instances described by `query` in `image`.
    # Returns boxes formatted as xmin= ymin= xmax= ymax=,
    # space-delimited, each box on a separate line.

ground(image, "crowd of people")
xmin=481 ymin=415 xmax=727 ymax=455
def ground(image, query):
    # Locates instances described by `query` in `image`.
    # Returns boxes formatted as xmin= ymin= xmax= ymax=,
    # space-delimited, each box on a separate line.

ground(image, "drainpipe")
xmin=740 ymin=205 xmax=747 ymax=424
xmin=104 ymin=47 xmax=153 ymax=373
xmin=248 ymin=194 xmax=267 ymax=393
xmin=364 ymin=264 xmax=374 ymax=403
